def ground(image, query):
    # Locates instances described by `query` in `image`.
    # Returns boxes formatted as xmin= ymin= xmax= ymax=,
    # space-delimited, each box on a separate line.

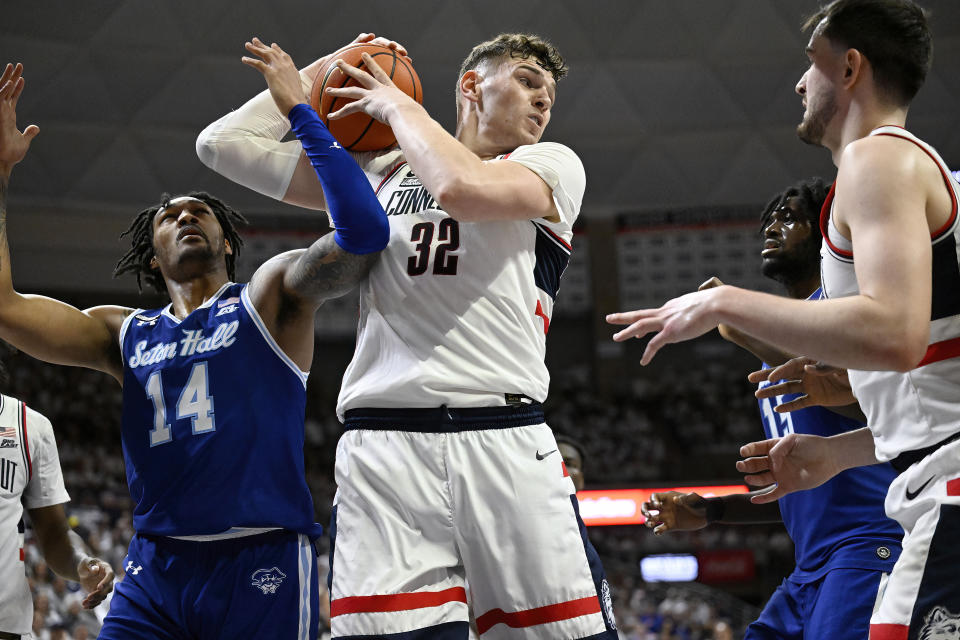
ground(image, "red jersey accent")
xmin=20 ymin=402 xmax=31 ymax=481
xmin=374 ymin=161 xmax=408 ymax=196
xmin=330 ymin=586 xmax=467 ymax=617
xmin=946 ymin=478 xmax=960 ymax=497
xmin=916 ymin=336 xmax=960 ymax=368
xmin=476 ymin=595 xmax=601 ymax=634
xmin=869 ymin=623 xmax=908 ymax=640
xmin=818 ymin=182 xmax=853 ymax=258
xmin=534 ymin=300 xmax=550 ymax=335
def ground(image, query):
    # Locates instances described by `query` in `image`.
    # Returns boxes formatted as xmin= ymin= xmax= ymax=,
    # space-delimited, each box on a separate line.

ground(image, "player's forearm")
xmin=287 ymin=105 xmax=388 ymax=255
xmin=713 ymin=285 xmax=928 ymax=371
xmin=720 ymin=324 xmax=795 ymax=367
xmin=32 ymin=511 xmax=86 ymax=582
xmin=709 ymin=493 xmax=782 ymax=524
xmin=384 ymin=102 xmax=488 ymax=214
xmin=0 ymin=174 xmax=14 ymax=297
xmin=826 ymin=427 xmax=880 ymax=469
xmin=195 ymin=88 xmax=304 ymax=202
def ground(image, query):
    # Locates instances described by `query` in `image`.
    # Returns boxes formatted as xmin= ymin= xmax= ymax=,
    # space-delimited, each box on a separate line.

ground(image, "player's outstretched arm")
xmin=0 ymin=64 xmax=125 ymax=379
xmin=642 ymin=491 xmax=781 ymax=535
xmin=28 ymin=504 xmax=115 ymax=608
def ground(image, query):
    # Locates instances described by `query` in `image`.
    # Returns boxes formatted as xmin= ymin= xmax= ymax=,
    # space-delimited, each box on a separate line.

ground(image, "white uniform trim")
xmin=240 ymin=285 xmax=310 ymax=387
xmin=0 ymin=398 xmax=69 ymax=635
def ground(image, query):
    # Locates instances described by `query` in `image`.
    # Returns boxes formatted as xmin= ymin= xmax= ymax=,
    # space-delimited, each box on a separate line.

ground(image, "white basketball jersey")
xmin=820 ymin=126 xmax=960 ymax=461
xmin=337 ymin=142 xmax=585 ymax=417
xmin=0 ymin=395 xmax=69 ymax=635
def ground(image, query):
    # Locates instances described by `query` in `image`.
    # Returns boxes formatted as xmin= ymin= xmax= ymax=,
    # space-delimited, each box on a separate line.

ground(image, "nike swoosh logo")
xmin=905 ymin=475 xmax=935 ymax=501
xmin=536 ymin=449 xmax=558 ymax=461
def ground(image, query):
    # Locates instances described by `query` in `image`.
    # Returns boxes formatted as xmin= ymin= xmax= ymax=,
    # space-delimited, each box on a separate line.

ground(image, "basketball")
xmin=310 ymin=43 xmax=422 ymax=152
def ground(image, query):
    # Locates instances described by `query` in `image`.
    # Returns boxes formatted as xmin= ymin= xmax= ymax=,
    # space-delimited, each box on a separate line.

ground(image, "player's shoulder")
xmin=506 ymin=141 xmax=583 ymax=165
xmin=353 ymin=148 xmax=406 ymax=177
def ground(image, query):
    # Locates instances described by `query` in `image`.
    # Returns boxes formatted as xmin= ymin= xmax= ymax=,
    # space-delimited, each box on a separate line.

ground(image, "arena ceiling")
xmin=1 ymin=0 xmax=958 ymax=293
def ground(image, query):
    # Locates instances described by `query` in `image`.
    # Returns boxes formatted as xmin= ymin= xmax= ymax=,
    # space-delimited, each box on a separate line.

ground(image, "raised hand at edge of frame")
xmin=749 ymin=356 xmax=857 ymax=413
xmin=640 ymin=491 xmax=709 ymax=535
xmin=0 ymin=63 xmax=40 ymax=177
xmin=241 ymin=38 xmax=308 ymax=117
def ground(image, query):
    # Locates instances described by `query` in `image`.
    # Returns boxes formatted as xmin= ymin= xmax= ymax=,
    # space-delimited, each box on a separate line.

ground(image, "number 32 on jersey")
xmin=145 ymin=362 xmax=216 ymax=446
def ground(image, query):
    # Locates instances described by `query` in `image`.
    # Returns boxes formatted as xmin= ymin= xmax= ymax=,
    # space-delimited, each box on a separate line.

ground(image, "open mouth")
xmin=528 ymin=114 xmax=543 ymax=127
xmin=761 ymin=240 xmax=782 ymax=256
xmin=177 ymin=226 xmax=205 ymax=241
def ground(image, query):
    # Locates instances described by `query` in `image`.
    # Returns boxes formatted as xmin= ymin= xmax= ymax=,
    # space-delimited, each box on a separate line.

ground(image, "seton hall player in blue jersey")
xmin=641 ymin=178 xmax=902 ymax=640
xmin=0 ymin=42 xmax=388 ymax=640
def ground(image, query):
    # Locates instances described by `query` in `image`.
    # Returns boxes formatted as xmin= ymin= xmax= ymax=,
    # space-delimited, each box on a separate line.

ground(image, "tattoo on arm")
xmin=286 ymin=232 xmax=377 ymax=302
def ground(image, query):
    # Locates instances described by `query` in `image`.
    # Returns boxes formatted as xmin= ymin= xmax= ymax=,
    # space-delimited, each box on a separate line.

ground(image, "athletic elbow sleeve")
xmin=288 ymin=104 xmax=389 ymax=255
xmin=195 ymin=89 xmax=302 ymax=201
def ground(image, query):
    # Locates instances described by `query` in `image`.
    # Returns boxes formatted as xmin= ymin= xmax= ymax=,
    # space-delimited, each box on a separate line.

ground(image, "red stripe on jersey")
xmin=476 ymin=595 xmax=601 ymax=634
xmin=20 ymin=402 xmax=32 ymax=481
xmin=818 ymin=182 xmax=853 ymax=259
xmin=534 ymin=300 xmax=550 ymax=335
xmin=374 ymin=161 xmax=408 ymax=196
xmin=330 ymin=586 xmax=467 ymax=617
xmin=916 ymin=335 xmax=960 ymax=368
xmin=869 ymin=623 xmax=908 ymax=640
xmin=874 ymin=131 xmax=958 ymax=240
xmin=947 ymin=478 xmax=960 ymax=496
xmin=20 ymin=548 xmax=24 ymax=561
xmin=561 ymin=460 xmax=569 ymax=478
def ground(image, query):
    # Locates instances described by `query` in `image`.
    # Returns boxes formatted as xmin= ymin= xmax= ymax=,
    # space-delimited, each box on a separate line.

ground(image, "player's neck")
xmin=455 ymin=116 xmax=520 ymax=160
xmin=783 ymin=275 xmax=821 ymax=300
xmin=165 ymin=274 xmax=231 ymax=319
xmin=831 ymin=101 xmax=909 ymax=165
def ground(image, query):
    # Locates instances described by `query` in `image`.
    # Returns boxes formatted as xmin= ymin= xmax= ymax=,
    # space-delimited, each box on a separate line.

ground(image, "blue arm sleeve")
xmin=287 ymin=104 xmax=389 ymax=254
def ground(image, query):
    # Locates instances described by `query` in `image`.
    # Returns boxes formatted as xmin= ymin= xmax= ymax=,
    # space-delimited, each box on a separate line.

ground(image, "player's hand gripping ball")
xmin=310 ymin=43 xmax=422 ymax=151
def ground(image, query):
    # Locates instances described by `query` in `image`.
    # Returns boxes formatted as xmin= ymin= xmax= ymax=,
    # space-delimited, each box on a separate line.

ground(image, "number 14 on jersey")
xmin=145 ymin=362 xmax=216 ymax=446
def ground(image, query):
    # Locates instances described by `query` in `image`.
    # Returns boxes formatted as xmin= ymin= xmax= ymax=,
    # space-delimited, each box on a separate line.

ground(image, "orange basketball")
xmin=310 ymin=43 xmax=422 ymax=152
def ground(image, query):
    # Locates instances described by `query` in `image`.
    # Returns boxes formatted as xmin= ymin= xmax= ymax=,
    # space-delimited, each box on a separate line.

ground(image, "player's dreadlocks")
xmin=113 ymin=191 xmax=247 ymax=296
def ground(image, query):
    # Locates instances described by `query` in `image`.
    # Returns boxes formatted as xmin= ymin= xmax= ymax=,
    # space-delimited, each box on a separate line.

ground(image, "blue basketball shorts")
xmin=99 ymin=529 xmax=319 ymax=640
xmin=745 ymin=567 xmax=885 ymax=640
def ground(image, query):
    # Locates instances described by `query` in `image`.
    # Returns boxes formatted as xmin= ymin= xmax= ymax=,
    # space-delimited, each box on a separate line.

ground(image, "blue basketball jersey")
xmin=118 ymin=282 xmax=322 ymax=538
xmin=758 ymin=288 xmax=902 ymax=581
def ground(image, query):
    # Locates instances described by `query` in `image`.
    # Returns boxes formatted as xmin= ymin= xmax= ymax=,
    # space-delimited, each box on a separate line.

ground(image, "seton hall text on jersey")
xmin=128 ymin=320 xmax=239 ymax=369
xmin=384 ymin=183 xmax=438 ymax=216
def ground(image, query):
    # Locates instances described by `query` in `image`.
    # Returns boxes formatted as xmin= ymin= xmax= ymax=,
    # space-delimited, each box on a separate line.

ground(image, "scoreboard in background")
xmin=577 ymin=485 xmax=750 ymax=526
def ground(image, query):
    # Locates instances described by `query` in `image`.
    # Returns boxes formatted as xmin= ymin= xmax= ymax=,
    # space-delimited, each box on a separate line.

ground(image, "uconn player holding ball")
xmin=0 ymin=40 xmax=388 ymax=640
xmin=609 ymin=2 xmax=960 ymax=638
xmin=199 ymin=33 xmax=617 ymax=639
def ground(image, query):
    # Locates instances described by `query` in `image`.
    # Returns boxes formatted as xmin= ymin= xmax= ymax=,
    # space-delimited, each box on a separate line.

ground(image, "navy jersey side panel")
xmin=758 ymin=289 xmax=902 ymax=579
xmin=120 ymin=283 xmax=320 ymax=537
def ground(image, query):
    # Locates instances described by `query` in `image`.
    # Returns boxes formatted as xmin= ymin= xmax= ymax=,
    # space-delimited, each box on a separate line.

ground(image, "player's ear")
xmin=843 ymin=48 xmax=863 ymax=88
xmin=459 ymin=70 xmax=480 ymax=105
xmin=224 ymin=238 xmax=233 ymax=256
xmin=149 ymin=256 xmax=159 ymax=271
